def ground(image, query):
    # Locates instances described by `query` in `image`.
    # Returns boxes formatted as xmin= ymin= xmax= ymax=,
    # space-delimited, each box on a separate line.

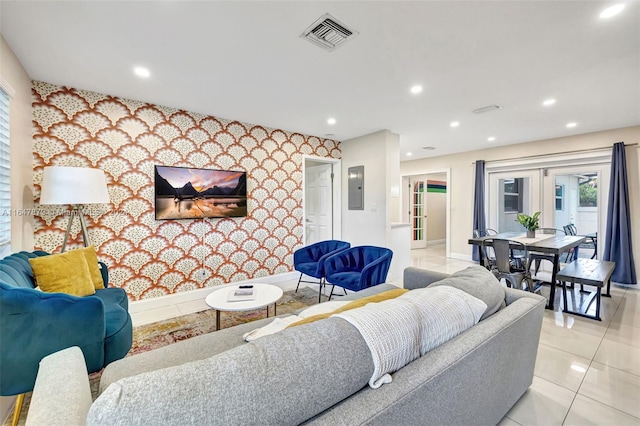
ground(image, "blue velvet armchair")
xmin=293 ymin=240 xmax=351 ymax=303
xmin=324 ymin=246 xmax=393 ymax=299
xmin=0 ymin=251 xmax=132 ymax=422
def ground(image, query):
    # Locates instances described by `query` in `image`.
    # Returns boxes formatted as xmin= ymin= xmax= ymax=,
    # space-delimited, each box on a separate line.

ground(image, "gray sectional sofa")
xmin=26 ymin=266 xmax=546 ymax=426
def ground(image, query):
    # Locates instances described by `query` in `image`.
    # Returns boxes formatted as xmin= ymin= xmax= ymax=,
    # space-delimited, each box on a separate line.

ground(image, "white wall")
xmin=341 ymin=130 xmax=408 ymax=281
xmin=0 ymin=34 xmax=34 ymax=424
xmin=425 ymin=173 xmax=446 ymax=242
xmin=341 ymin=130 xmax=391 ymax=246
xmin=400 ymin=126 xmax=640 ymax=274
xmin=1 ymin=36 xmax=34 ymax=253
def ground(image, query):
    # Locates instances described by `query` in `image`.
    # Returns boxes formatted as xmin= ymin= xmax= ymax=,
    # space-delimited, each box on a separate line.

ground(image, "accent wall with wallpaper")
xmin=31 ymin=81 xmax=341 ymax=300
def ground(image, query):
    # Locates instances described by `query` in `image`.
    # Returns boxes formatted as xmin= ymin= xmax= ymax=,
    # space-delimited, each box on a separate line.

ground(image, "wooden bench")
xmin=557 ymin=258 xmax=615 ymax=321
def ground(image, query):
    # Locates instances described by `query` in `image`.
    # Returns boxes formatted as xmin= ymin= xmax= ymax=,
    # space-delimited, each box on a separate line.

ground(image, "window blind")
xmin=0 ymin=88 xmax=10 ymax=258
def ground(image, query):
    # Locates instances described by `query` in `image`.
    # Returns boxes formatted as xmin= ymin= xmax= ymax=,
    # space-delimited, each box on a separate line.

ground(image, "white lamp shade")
xmin=40 ymin=166 xmax=110 ymax=205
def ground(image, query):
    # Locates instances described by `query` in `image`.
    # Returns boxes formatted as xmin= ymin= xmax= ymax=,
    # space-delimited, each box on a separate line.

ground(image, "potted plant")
xmin=517 ymin=211 xmax=540 ymax=238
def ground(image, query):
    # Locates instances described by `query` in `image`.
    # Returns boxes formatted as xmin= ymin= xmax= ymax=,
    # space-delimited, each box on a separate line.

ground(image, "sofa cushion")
xmin=29 ymin=250 xmax=95 ymax=297
xmin=429 ymin=266 xmax=506 ymax=320
xmin=89 ymin=317 xmax=373 ymax=426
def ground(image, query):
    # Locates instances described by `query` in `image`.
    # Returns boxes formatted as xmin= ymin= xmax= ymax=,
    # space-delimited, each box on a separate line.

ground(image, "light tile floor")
xmin=133 ymin=243 xmax=640 ymax=425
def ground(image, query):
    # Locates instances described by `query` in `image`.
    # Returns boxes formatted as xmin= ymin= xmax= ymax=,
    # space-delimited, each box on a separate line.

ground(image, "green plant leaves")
xmin=517 ymin=211 xmax=540 ymax=231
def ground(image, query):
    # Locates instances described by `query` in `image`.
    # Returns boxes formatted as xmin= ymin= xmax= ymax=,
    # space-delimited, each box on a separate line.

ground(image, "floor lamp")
xmin=39 ymin=166 xmax=110 ymax=252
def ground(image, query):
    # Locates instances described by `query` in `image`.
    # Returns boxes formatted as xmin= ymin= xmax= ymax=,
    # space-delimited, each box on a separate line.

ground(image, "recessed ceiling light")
xmin=450 ymin=121 xmax=460 ymax=128
xmin=327 ymin=118 xmax=336 ymax=125
xmin=406 ymin=152 xmax=413 ymax=156
xmin=410 ymin=85 xmax=423 ymax=94
xmin=566 ymin=122 xmax=577 ymax=128
xmin=600 ymin=4 xmax=625 ymax=19
xmin=133 ymin=66 xmax=150 ymax=78
xmin=543 ymin=99 xmax=556 ymax=106
xmin=487 ymin=137 xmax=496 ymax=142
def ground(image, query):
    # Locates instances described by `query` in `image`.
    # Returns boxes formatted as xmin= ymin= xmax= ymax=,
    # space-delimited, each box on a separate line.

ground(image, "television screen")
xmin=154 ymin=165 xmax=247 ymax=220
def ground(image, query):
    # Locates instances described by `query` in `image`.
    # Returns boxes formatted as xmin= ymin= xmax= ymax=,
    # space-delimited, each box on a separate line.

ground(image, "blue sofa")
xmin=0 ymin=250 xmax=132 ymax=397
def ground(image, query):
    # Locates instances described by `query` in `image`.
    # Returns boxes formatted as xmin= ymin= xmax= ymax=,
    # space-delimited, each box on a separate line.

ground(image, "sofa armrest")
xmin=0 ymin=284 xmax=106 ymax=394
xmin=504 ymin=287 xmax=546 ymax=306
xmin=403 ymin=267 xmax=450 ymax=290
xmin=26 ymin=347 xmax=92 ymax=426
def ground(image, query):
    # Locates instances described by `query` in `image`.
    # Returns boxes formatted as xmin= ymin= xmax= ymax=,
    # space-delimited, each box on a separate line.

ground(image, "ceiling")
xmin=1 ymin=1 xmax=639 ymax=160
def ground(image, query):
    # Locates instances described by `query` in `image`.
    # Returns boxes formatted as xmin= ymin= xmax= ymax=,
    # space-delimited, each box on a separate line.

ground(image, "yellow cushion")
xmin=29 ymin=250 xmax=96 ymax=297
xmin=288 ymin=288 xmax=408 ymax=328
xmin=76 ymin=246 xmax=105 ymax=290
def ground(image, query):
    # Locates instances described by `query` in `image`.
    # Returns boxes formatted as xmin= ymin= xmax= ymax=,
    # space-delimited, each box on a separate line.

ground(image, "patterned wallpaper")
xmin=31 ymin=81 xmax=340 ymax=300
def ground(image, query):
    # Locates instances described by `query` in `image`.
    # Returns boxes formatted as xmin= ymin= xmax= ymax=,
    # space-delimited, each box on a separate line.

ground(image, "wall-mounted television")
xmin=155 ymin=165 xmax=247 ymax=220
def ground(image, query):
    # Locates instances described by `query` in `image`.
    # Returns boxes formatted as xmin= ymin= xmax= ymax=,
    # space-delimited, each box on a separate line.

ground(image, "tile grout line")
xmin=561 ymin=286 xmax=628 ymax=425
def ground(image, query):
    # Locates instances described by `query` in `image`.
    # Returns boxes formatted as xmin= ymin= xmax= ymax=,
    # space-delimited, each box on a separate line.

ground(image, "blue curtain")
xmin=603 ymin=142 xmax=637 ymax=285
xmin=472 ymin=160 xmax=486 ymax=262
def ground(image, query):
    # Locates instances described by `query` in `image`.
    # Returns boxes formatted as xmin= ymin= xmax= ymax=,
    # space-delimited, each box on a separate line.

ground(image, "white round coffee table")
xmin=205 ymin=283 xmax=283 ymax=330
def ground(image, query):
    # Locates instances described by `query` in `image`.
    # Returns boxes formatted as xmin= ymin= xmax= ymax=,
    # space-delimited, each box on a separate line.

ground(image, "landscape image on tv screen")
xmin=155 ymin=166 xmax=247 ymax=220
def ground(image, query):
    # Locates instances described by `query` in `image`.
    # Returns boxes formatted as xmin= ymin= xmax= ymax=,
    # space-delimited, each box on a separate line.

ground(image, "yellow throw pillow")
xmin=29 ymin=250 xmax=96 ymax=297
xmin=76 ymin=246 xmax=105 ymax=290
xmin=289 ymin=288 xmax=409 ymax=328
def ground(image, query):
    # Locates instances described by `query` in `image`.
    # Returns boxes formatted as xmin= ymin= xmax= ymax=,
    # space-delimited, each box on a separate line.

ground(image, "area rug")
xmin=5 ymin=286 xmax=324 ymax=426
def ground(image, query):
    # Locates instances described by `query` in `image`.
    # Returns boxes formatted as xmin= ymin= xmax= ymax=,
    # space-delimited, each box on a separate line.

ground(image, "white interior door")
xmin=410 ymin=178 xmax=427 ymax=249
xmin=488 ymin=170 xmax=541 ymax=233
xmin=305 ymin=163 xmax=333 ymax=245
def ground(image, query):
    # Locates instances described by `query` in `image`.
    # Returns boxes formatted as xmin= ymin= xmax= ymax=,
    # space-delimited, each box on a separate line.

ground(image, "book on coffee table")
xmin=227 ymin=288 xmax=257 ymax=302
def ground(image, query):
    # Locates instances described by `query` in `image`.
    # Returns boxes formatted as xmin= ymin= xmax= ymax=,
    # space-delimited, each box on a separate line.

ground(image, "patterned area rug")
xmin=6 ymin=286 xmax=324 ymax=425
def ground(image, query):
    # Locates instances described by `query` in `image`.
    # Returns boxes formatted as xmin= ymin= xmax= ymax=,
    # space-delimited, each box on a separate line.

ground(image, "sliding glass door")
xmin=488 ymin=170 xmax=541 ymax=233
xmin=542 ymin=164 xmax=610 ymax=258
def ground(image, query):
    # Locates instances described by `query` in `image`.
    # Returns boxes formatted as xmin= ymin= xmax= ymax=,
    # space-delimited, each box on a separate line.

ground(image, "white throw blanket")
xmin=243 ymin=300 xmax=350 ymax=342
xmin=333 ymin=298 xmax=422 ymax=388
xmin=334 ymin=286 xmax=487 ymax=388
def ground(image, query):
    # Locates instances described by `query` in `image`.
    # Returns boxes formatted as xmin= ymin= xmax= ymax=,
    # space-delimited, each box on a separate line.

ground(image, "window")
xmin=555 ymin=184 xmax=564 ymax=211
xmin=503 ymin=178 xmax=523 ymax=213
xmin=579 ymin=174 xmax=598 ymax=207
xmin=0 ymin=87 xmax=9 ymax=258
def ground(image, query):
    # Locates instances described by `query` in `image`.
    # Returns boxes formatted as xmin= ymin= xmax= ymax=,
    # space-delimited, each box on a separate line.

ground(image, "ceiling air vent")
xmin=301 ymin=13 xmax=359 ymax=51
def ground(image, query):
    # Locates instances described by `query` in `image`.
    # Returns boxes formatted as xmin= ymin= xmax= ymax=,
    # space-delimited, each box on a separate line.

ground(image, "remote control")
xmin=239 ymin=285 xmax=253 ymax=289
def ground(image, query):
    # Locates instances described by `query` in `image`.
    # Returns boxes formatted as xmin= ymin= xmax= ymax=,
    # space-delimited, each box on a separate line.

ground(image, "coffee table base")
xmin=215 ymin=302 xmax=278 ymax=330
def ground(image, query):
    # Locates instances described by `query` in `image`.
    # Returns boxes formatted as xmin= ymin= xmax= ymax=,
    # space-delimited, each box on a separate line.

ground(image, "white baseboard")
xmin=426 ymin=239 xmax=446 ymax=246
xmin=449 ymin=252 xmax=474 ymax=262
xmin=129 ymin=271 xmax=300 ymax=314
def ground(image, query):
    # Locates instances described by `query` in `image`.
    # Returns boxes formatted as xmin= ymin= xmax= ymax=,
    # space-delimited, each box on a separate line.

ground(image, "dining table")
xmin=468 ymin=232 xmax=586 ymax=310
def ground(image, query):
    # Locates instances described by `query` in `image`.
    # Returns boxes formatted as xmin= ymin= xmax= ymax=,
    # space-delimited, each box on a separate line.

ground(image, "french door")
xmin=410 ymin=178 xmax=427 ymax=249
xmin=488 ymin=170 xmax=541 ymax=233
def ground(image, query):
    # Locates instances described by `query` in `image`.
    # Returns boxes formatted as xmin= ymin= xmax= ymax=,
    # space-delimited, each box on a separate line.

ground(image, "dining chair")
xmin=563 ymin=224 xmax=597 ymax=260
xmin=473 ymin=229 xmax=498 ymax=270
xmin=529 ymin=228 xmax=566 ymax=276
xmin=483 ymin=238 xmax=533 ymax=292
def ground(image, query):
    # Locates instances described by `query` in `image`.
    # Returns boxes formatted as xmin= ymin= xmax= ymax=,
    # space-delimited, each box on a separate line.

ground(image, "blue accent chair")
xmin=293 ymin=240 xmax=351 ymax=303
xmin=0 ymin=250 xmax=132 ymax=421
xmin=324 ymin=246 xmax=393 ymax=299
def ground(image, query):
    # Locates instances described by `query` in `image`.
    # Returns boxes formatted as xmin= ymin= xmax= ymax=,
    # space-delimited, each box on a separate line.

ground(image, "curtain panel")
xmin=472 ymin=160 xmax=486 ymax=262
xmin=603 ymin=142 xmax=637 ymax=285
